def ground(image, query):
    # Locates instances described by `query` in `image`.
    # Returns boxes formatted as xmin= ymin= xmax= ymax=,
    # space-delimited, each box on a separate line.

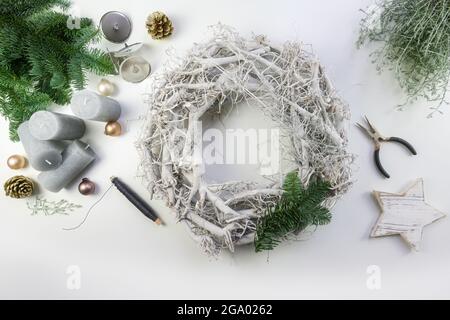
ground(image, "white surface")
xmin=1 ymin=0 xmax=450 ymax=299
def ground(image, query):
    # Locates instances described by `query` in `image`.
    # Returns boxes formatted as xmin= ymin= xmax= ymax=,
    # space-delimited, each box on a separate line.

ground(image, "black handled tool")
xmin=111 ymin=176 xmax=161 ymax=225
xmin=356 ymin=116 xmax=417 ymax=179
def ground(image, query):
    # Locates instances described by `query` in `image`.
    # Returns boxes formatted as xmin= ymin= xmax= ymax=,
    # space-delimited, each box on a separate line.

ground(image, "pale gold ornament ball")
xmin=97 ymin=78 xmax=115 ymax=96
xmin=7 ymin=155 xmax=27 ymax=170
xmin=105 ymin=121 xmax=122 ymax=136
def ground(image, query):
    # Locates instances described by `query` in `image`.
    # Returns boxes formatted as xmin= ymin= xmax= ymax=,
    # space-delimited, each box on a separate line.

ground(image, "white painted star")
xmin=371 ymin=179 xmax=446 ymax=251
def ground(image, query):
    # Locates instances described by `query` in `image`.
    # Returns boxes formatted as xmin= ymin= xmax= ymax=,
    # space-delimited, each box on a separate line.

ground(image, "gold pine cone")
xmin=4 ymin=175 xmax=34 ymax=199
xmin=146 ymin=11 xmax=173 ymax=40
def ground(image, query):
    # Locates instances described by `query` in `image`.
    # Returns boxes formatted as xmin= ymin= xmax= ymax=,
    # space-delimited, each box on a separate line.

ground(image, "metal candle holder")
xmin=100 ymin=11 xmax=132 ymax=44
xmin=100 ymin=11 xmax=151 ymax=83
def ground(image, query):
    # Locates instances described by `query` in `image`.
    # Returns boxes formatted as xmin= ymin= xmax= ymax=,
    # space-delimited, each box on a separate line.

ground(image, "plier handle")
xmin=356 ymin=116 xmax=417 ymax=179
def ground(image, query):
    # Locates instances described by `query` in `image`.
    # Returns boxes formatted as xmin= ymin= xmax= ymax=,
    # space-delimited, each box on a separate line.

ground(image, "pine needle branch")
xmin=0 ymin=0 xmax=69 ymax=18
xmin=255 ymin=172 xmax=332 ymax=252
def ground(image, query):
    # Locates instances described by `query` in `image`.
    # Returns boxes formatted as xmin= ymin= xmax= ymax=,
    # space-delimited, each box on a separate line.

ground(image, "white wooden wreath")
xmin=136 ymin=24 xmax=353 ymax=255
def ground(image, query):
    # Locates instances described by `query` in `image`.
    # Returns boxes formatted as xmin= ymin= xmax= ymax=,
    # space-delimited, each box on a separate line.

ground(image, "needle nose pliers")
xmin=356 ymin=116 xmax=417 ymax=179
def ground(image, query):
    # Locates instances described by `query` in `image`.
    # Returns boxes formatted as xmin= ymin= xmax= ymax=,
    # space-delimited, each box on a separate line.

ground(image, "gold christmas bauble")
xmin=97 ymin=78 xmax=115 ymax=96
xmin=146 ymin=11 xmax=173 ymax=40
xmin=7 ymin=155 xmax=27 ymax=170
xmin=105 ymin=121 xmax=122 ymax=136
xmin=4 ymin=175 xmax=34 ymax=199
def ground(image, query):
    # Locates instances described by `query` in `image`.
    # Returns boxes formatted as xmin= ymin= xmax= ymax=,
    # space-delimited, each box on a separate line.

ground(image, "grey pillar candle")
xmin=29 ymin=111 xmax=86 ymax=140
xmin=38 ymin=140 xmax=96 ymax=193
xmin=18 ymin=121 xmax=65 ymax=171
xmin=71 ymin=90 xmax=121 ymax=122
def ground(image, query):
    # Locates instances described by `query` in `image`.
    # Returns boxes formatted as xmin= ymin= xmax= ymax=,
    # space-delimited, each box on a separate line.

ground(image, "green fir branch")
xmin=255 ymin=172 xmax=332 ymax=252
xmin=0 ymin=0 xmax=69 ymax=18
xmin=0 ymin=69 xmax=52 ymax=140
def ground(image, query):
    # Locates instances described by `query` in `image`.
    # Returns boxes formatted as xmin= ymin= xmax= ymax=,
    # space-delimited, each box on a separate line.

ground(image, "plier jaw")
xmin=356 ymin=116 xmax=385 ymax=148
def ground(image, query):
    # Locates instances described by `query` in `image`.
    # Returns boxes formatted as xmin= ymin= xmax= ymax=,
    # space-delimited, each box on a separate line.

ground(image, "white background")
xmin=1 ymin=0 xmax=450 ymax=299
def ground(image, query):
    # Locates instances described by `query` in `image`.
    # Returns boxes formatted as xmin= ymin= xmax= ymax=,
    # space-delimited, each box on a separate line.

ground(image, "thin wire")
xmin=63 ymin=184 xmax=114 ymax=231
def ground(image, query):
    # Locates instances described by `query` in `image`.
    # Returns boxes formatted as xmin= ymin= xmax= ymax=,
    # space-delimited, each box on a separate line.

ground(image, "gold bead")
xmin=97 ymin=78 xmax=115 ymax=96
xmin=104 ymin=121 xmax=122 ymax=136
xmin=7 ymin=155 xmax=27 ymax=170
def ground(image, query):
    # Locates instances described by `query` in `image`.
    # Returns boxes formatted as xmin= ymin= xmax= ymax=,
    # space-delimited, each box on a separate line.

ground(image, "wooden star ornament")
xmin=371 ymin=179 xmax=446 ymax=251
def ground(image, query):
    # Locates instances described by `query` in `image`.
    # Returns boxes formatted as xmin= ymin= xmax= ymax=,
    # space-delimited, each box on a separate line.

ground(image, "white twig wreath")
xmin=137 ymin=24 xmax=353 ymax=255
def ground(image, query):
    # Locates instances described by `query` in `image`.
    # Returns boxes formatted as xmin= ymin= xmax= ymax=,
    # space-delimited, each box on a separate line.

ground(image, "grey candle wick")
xmin=84 ymin=144 xmax=90 ymax=150
xmin=45 ymin=160 xmax=53 ymax=165
xmin=113 ymin=23 xmax=120 ymax=31
xmin=132 ymin=65 xmax=140 ymax=73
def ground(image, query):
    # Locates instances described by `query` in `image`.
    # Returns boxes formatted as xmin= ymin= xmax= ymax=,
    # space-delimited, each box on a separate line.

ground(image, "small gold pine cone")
xmin=4 ymin=176 xmax=34 ymax=199
xmin=146 ymin=11 xmax=173 ymax=40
